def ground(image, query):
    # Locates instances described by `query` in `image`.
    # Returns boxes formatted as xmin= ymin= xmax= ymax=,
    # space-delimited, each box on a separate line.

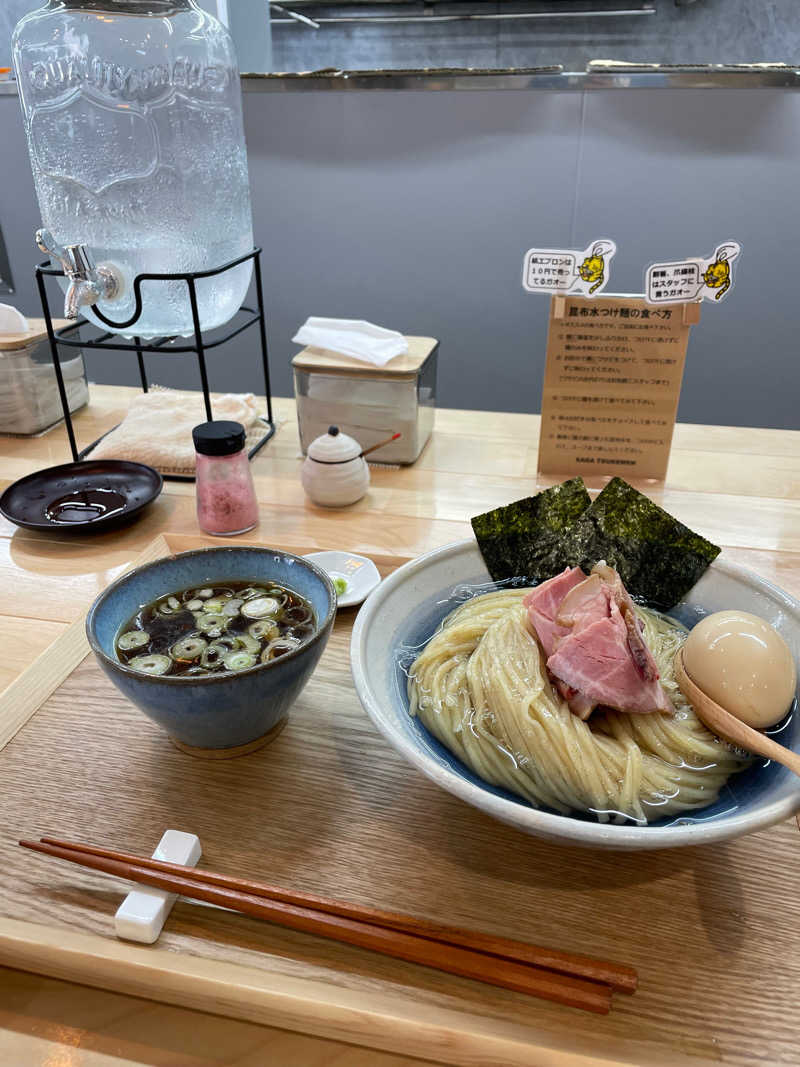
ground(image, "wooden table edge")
xmin=0 ymin=917 xmax=719 ymax=1067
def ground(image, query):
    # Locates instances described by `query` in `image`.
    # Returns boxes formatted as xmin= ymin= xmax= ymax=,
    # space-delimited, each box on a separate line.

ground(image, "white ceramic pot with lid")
xmin=301 ymin=426 xmax=370 ymax=508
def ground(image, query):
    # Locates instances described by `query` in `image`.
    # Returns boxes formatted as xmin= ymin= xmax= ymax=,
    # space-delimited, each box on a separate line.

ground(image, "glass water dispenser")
xmin=13 ymin=0 xmax=254 ymax=338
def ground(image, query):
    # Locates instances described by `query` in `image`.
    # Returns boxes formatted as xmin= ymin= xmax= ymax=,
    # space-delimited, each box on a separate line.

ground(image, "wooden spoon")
xmin=674 ymin=649 xmax=800 ymax=778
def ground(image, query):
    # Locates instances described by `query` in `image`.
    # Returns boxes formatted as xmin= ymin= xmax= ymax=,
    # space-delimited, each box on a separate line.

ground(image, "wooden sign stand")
xmin=537 ymin=294 xmax=701 ymax=482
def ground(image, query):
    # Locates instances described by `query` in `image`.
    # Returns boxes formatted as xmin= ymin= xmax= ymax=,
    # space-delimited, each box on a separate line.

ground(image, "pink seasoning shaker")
xmin=192 ymin=421 xmax=259 ymax=536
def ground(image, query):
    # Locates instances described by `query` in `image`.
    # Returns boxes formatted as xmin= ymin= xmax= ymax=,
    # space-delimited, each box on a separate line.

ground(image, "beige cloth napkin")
xmin=89 ymin=387 xmax=262 ymax=475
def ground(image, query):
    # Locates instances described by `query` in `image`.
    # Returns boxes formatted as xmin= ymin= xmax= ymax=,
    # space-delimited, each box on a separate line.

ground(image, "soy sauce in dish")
xmin=46 ymin=487 xmax=127 ymax=523
xmin=116 ymin=581 xmax=315 ymax=677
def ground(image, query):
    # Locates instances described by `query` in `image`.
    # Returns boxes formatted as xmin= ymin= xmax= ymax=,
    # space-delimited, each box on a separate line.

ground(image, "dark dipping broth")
xmin=115 ymin=581 xmax=316 ymax=677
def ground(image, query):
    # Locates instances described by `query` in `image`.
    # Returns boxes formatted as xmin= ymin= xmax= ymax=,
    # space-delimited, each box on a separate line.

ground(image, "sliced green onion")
xmin=195 ymin=613 xmax=229 ymax=633
xmin=186 ymin=598 xmax=204 ymax=611
xmin=260 ymin=636 xmax=301 ymax=663
xmin=238 ymin=586 xmax=266 ymax=600
xmin=236 ymin=632 xmax=260 ymax=654
xmin=242 ymin=596 xmax=280 ymax=620
xmin=222 ymin=598 xmax=243 ymax=617
xmin=201 ymin=639 xmax=236 ymax=668
xmin=201 ymin=597 xmax=226 ymax=614
xmin=223 ymin=651 xmax=257 ymax=672
xmin=117 ymin=630 xmax=150 ymax=651
xmin=212 ymin=634 xmax=238 ymax=649
xmin=198 ymin=588 xmax=214 ymax=598
xmin=248 ymin=619 xmax=279 ymax=641
xmin=128 ymin=653 xmax=172 ymax=676
xmin=170 ymin=635 xmax=207 ymax=662
xmin=209 ymin=633 xmax=260 ymax=655
xmin=157 ymin=594 xmax=189 ymax=617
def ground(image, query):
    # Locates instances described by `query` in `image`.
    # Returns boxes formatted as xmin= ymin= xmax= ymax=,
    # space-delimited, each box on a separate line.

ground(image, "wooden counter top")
xmin=1 ymin=386 xmax=799 ymax=1067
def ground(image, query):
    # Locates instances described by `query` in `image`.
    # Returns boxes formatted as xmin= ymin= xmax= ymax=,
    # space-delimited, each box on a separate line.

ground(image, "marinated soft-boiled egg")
xmin=682 ymin=610 xmax=797 ymax=728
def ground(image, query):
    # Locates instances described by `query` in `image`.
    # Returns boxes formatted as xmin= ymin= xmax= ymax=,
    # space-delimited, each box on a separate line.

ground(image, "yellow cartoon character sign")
xmin=522 ymin=238 xmax=617 ymax=297
xmin=646 ymin=241 xmax=741 ymax=306
xmin=701 ymin=243 xmax=739 ymax=300
xmin=578 ymin=240 xmax=616 ymax=295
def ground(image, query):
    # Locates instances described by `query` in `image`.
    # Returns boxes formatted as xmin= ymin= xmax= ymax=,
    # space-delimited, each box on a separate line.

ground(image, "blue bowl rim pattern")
xmin=86 ymin=545 xmax=337 ymax=686
xmin=351 ymin=538 xmax=800 ymax=849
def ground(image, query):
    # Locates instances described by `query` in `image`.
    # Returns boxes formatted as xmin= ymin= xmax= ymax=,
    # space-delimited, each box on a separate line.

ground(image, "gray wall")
xmin=4 ymin=1 xmax=800 ymax=73
xmin=2 ymin=1 xmax=44 ymax=62
xmin=1 ymin=84 xmax=799 ymax=429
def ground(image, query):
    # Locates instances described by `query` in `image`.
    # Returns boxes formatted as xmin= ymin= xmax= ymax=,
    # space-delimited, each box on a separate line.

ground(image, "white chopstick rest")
xmin=114 ymin=830 xmax=202 ymax=944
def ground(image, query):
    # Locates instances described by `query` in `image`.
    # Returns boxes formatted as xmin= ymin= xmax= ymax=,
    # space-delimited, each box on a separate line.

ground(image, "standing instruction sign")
xmin=538 ymin=294 xmax=700 ymax=481
xmin=645 ymin=242 xmax=741 ymax=306
xmin=522 ymin=239 xmax=617 ymax=298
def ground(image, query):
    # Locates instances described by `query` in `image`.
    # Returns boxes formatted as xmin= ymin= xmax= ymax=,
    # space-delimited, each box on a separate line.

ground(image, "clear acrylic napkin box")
xmin=0 ymin=319 xmax=88 ymax=435
xmin=293 ymin=336 xmax=438 ymax=466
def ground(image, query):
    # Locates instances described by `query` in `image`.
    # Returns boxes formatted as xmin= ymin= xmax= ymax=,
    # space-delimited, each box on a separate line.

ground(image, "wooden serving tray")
xmin=1 ymin=533 xmax=798 ymax=1067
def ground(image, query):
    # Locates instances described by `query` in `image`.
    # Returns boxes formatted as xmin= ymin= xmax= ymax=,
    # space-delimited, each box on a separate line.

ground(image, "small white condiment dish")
xmin=303 ymin=550 xmax=381 ymax=608
xmin=301 ymin=426 xmax=369 ymax=508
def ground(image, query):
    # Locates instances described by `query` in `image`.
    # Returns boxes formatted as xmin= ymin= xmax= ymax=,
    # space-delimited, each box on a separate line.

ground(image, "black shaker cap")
xmin=192 ymin=420 xmax=246 ymax=456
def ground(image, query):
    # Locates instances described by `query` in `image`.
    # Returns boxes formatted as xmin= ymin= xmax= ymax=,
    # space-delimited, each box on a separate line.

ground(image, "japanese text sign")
xmin=523 ymin=239 xmax=617 ymax=298
xmin=646 ymin=241 xmax=741 ymax=305
xmin=538 ymin=294 xmax=700 ymax=481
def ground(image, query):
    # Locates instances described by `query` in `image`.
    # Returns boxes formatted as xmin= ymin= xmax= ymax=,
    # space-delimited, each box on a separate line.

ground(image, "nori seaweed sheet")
xmin=563 ymin=477 xmax=720 ymax=609
xmin=471 ymin=476 xmax=720 ymax=608
xmin=470 ymin=478 xmax=592 ymax=584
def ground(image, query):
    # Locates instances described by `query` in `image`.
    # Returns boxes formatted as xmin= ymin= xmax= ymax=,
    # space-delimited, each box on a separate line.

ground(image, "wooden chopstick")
xmin=360 ymin=432 xmax=401 ymax=458
xmin=39 ymin=835 xmax=637 ymax=995
xmin=21 ymin=839 xmax=614 ymax=1014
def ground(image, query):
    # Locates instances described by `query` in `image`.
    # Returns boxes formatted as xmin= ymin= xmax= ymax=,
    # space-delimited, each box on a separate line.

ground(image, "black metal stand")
xmin=35 ymin=247 xmax=275 ymax=482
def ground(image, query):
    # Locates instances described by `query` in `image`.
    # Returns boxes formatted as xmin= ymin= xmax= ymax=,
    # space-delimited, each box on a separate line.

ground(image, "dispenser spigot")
xmin=36 ymin=229 xmax=122 ymax=319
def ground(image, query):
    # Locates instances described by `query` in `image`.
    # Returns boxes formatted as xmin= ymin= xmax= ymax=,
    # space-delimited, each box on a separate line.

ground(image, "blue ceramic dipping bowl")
xmin=87 ymin=547 xmax=336 ymax=753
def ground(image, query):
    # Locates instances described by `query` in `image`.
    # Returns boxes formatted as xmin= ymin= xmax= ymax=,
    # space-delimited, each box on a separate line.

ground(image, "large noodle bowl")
xmin=407 ymin=589 xmax=749 ymax=825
